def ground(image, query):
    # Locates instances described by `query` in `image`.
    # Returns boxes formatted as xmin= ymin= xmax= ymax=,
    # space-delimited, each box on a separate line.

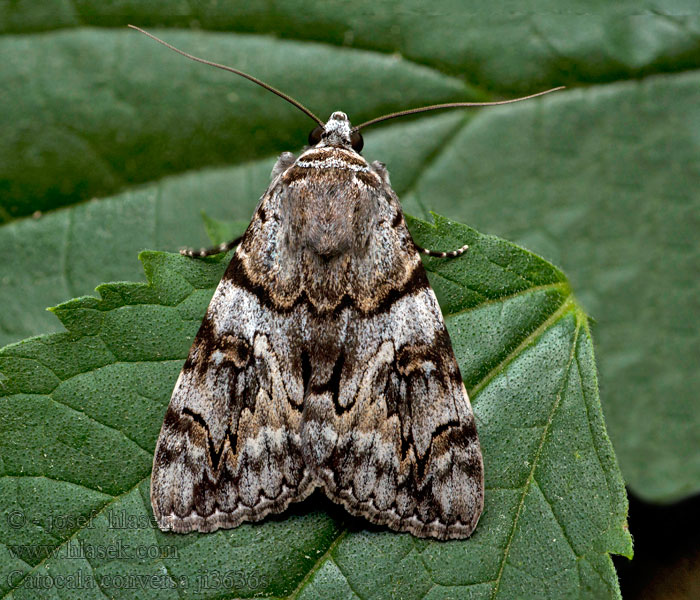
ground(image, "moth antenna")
xmin=128 ymin=25 xmax=324 ymax=126
xmin=353 ymin=86 xmax=565 ymax=131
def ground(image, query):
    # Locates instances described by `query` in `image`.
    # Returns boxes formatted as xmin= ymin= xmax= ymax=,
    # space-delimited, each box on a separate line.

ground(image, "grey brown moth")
xmin=131 ymin=26 xmax=562 ymax=540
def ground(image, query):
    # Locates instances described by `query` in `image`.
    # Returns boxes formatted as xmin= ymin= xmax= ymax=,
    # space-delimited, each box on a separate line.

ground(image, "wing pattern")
xmin=151 ymin=147 xmax=483 ymax=539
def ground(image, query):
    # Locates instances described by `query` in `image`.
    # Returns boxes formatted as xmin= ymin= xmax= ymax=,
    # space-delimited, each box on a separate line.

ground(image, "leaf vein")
xmin=489 ymin=319 xmax=581 ymax=599
xmin=442 ymin=282 xmax=567 ymax=320
xmin=46 ymin=391 xmax=152 ymax=456
xmin=1 ymin=474 xmax=111 ymax=499
xmin=0 ymin=475 xmax=149 ymax=600
xmin=286 ymin=529 xmax=348 ymax=600
xmin=532 ymin=479 xmax=579 ymax=559
xmin=470 ymin=298 xmax=573 ymax=399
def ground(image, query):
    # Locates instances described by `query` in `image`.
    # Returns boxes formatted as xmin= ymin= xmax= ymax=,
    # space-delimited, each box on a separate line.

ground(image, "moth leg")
xmin=180 ymin=235 xmax=243 ymax=258
xmin=415 ymin=242 xmax=469 ymax=258
xmin=270 ymin=151 xmax=296 ymax=180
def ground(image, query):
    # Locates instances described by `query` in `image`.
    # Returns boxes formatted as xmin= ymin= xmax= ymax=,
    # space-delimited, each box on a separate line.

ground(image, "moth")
xmin=131 ymin=26 xmax=562 ymax=540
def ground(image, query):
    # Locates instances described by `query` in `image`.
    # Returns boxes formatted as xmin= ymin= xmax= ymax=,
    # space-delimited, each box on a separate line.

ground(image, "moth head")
xmin=308 ymin=112 xmax=364 ymax=152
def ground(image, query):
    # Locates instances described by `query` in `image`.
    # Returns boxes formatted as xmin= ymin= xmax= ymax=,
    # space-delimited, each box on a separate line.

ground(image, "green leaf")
xmin=2 ymin=0 xmax=698 ymax=565
xmin=0 ymin=215 xmax=631 ymax=599
xmin=0 ymin=28 xmax=469 ymax=221
xmin=402 ymin=74 xmax=700 ymax=503
xmin=3 ymin=3 xmax=700 ymax=91
xmin=4 ymin=73 xmax=698 ymax=503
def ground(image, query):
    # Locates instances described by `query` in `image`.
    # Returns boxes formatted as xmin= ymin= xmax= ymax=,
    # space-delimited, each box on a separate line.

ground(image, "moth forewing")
xmin=150 ymin=111 xmax=484 ymax=539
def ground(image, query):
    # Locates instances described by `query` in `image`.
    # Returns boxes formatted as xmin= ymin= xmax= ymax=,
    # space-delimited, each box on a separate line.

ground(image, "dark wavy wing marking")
xmin=150 ymin=250 xmax=314 ymax=533
xmin=300 ymin=264 xmax=484 ymax=540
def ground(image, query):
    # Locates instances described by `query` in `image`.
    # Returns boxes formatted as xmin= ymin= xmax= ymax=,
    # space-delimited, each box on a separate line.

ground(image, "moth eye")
xmin=308 ymin=126 xmax=324 ymax=146
xmin=350 ymin=130 xmax=364 ymax=152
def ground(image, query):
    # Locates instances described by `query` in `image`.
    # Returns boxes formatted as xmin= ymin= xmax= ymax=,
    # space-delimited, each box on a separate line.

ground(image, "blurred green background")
xmin=1 ymin=2 xmax=698 ymax=597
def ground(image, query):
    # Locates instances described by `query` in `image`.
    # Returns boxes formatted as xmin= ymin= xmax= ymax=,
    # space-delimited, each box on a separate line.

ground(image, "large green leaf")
xmin=401 ymin=73 xmax=700 ymax=503
xmin=0 ymin=0 xmax=697 ymax=550
xmin=4 ymin=9 xmax=700 ymax=220
xmin=0 ymin=28 xmax=468 ymax=221
xmin=3 ymin=2 xmax=700 ymax=92
xmin=4 ymin=68 xmax=698 ymax=504
xmin=0 ymin=215 xmax=630 ymax=599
